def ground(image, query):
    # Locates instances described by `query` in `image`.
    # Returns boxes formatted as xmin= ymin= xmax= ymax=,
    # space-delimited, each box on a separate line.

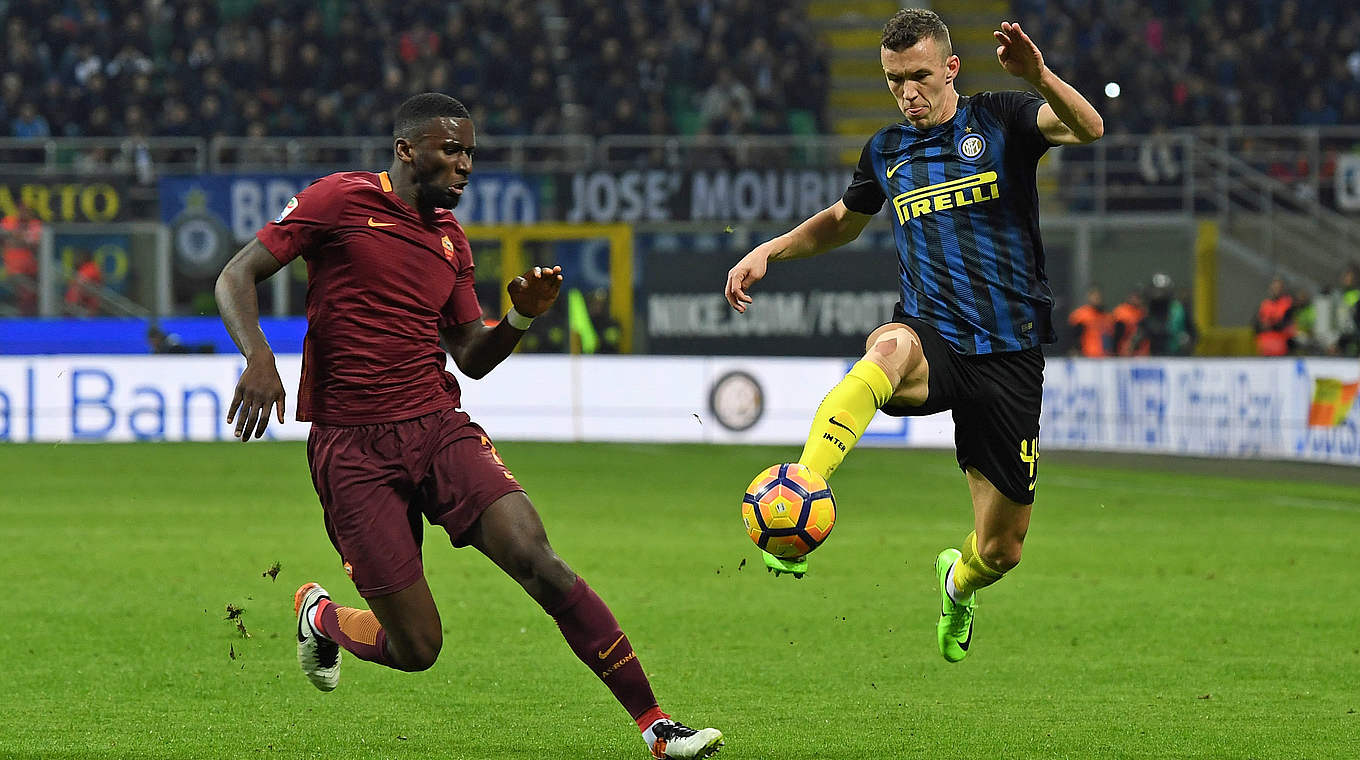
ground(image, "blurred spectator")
xmin=1253 ymin=277 xmax=1295 ymax=357
xmin=699 ymin=69 xmax=755 ymax=134
xmin=1137 ymin=127 xmax=1181 ymax=185
xmin=1142 ymin=273 xmax=1195 ymax=355
xmin=10 ymin=101 xmax=50 ymax=137
xmin=1339 ymin=265 xmax=1360 ymax=356
xmin=1112 ymin=290 xmax=1150 ymax=357
xmin=64 ymin=249 xmax=103 ymax=317
xmin=105 ymin=43 xmax=153 ymax=81
xmin=1066 ymin=285 xmax=1113 ymax=357
xmin=73 ymin=144 xmax=123 ymax=175
xmin=0 ymin=72 xmax=22 ymax=125
xmin=1 ymin=202 xmax=42 ymax=315
xmin=1293 ymin=288 xmax=1329 ymax=355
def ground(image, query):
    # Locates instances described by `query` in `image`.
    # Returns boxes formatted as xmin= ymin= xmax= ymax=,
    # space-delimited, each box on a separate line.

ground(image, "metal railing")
xmin=3 ymin=129 xmax=1358 ymax=277
xmin=205 ymin=135 xmax=596 ymax=173
xmin=1182 ymin=125 xmax=1360 ymax=205
xmin=1189 ymin=136 xmax=1360 ymax=283
xmin=595 ymin=134 xmax=866 ymax=168
xmin=28 ymin=223 xmax=171 ymax=318
xmin=0 ymin=136 xmax=206 ymax=176
xmin=0 ymin=127 xmax=1355 ymax=189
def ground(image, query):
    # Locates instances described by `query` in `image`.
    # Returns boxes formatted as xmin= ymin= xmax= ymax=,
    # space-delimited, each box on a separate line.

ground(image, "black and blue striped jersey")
xmin=842 ymin=91 xmax=1054 ymax=355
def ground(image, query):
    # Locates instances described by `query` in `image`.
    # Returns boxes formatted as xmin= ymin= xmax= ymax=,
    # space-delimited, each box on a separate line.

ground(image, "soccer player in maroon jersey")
xmin=214 ymin=93 xmax=723 ymax=760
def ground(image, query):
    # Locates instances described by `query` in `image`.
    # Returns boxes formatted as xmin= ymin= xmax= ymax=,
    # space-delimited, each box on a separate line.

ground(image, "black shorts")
xmin=880 ymin=313 xmax=1044 ymax=505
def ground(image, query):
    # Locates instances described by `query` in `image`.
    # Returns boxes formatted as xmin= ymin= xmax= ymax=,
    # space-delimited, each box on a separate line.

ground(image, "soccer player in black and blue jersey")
xmin=724 ymin=9 xmax=1103 ymax=662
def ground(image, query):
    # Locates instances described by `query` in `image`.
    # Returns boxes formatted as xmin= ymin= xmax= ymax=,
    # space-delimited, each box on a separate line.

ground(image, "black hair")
xmin=394 ymin=92 xmax=470 ymax=139
xmin=881 ymin=8 xmax=952 ymax=56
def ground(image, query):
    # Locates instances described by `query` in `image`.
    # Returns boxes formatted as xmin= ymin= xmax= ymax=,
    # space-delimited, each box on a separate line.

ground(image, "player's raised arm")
xmin=994 ymin=20 xmax=1103 ymax=145
xmin=724 ymin=199 xmax=873 ymax=313
xmin=216 ymin=237 xmax=288 ymax=441
xmin=441 ymin=265 xmax=563 ymax=379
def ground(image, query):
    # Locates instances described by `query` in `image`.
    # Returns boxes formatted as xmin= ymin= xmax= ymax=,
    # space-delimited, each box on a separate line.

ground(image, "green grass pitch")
xmin=2 ymin=441 xmax=1358 ymax=759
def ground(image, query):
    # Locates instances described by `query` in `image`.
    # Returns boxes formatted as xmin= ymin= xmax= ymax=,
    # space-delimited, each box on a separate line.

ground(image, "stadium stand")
xmin=1018 ymin=0 xmax=1360 ymax=131
xmin=1 ymin=0 xmax=829 ymax=139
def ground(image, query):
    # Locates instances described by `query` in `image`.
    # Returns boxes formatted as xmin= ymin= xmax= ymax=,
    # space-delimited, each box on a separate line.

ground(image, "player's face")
xmin=882 ymin=39 xmax=959 ymax=129
xmin=407 ymin=116 xmax=476 ymax=209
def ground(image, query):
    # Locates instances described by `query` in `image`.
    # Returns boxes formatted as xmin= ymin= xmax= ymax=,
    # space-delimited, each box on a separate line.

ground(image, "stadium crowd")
xmin=1020 ymin=0 xmax=1360 ymax=131
xmin=8 ymin=0 xmax=1357 ymax=142
xmin=1 ymin=0 xmax=827 ymax=140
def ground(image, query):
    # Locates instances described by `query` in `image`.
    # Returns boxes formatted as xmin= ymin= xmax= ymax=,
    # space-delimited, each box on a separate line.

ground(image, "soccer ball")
xmin=741 ymin=463 xmax=836 ymax=559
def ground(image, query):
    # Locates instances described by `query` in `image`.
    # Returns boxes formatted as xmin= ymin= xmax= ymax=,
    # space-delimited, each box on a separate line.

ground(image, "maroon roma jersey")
xmin=256 ymin=170 xmax=483 ymax=425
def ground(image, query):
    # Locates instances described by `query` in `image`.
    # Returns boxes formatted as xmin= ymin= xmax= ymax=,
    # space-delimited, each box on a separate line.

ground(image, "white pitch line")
xmin=1042 ymin=475 xmax=1360 ymax=514
xmin=1268 ymin=496 xmax=1360 ymax=514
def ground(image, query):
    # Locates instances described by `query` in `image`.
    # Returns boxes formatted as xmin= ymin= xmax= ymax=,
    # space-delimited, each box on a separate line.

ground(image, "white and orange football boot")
xmin=293 ymin=582 xmax=341 ymax=691
xmin=645 ymin=719 xmax=724 ymax=759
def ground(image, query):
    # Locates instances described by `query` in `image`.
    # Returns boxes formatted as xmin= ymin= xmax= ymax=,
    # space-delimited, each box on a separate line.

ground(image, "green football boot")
xmin=762 ymin=550 xmax=809 ymax=578
xmin=935 ymin=548 xmax=975 ymax=662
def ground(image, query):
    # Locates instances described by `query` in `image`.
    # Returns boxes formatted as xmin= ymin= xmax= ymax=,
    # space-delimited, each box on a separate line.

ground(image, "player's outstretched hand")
xmin=724 ymin=249 xmax=770 ymax=313
xmin=994 ymin=21 xmax=1045 ymax=83
xmin=508 ymin=265 xmax=564 ymax=317
xmin=227 ymin=357 xmax=285 ymax=442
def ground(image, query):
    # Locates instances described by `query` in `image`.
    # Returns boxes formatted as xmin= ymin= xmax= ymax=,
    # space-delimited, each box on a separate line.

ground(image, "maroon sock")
xmin=314 ymin=599 xmax=400 ymax=669
xmin=546 ymin=577 xmax=661 ymax=722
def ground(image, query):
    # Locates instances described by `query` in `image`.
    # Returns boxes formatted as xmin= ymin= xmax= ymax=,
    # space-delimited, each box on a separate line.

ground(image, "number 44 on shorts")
xmin=1019 ymin=437 xmax=1039 ymax=492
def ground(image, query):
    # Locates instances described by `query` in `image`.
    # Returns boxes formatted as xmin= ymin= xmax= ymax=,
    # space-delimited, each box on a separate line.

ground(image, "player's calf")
xmin=951 ymin=531 xmax=1008 ymax=599
xmin=797 ymin=323 xmax=926 ymax=480
xmin=309 ymin=581 xmax=433 ymax=673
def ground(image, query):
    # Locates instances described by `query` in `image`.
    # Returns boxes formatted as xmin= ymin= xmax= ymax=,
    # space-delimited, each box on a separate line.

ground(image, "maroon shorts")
xmin=306 ymin=406 xmax=524 ymax=598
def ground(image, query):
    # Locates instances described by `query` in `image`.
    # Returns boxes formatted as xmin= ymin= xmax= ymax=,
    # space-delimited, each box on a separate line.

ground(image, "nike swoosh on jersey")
xmin=885 ymin=158 xmax=911 ymax=178
xmin=828 ymin=416 xmax=855 ymax=434
xmin=367 ymin=217 xmax=396 ymax=227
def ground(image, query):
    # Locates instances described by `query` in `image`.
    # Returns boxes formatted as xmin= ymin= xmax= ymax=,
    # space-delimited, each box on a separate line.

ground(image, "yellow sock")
xmin=798 ymin=360 xmax=894 ymax=479
xmin=951 ymin=531 xmax=1004 ymax=600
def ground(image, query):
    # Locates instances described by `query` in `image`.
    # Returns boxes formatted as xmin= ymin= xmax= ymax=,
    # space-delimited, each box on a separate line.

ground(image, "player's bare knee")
xmin=862 ymin=324 xmax=923 ymax=388
xmin=978 ymin=536 xmax=1024 ymax=573
xmin=393 ymin=631 xmax=442 ymax=672
xmin=510 ymin=543 xmax=575 ymax=604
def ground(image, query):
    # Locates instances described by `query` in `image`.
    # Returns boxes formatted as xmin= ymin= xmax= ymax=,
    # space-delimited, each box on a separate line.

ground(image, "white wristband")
xmin=505 ymin=306 xmax=535 ymax=330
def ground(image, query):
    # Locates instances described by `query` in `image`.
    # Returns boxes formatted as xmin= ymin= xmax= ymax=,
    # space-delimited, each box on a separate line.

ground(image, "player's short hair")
xmin=881 ymin=8 xmax=952 ymax=57
xmin=394 ymin=93 xmax=470 ymax=139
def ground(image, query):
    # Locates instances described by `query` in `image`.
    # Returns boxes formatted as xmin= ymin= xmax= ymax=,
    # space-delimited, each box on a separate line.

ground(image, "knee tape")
xmin=864 ymin=327 xmax=922 ymax=387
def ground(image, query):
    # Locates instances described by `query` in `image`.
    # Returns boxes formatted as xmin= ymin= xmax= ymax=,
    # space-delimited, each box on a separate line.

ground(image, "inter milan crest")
xmin=957 ymin=133 xmax=987 ymax=161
